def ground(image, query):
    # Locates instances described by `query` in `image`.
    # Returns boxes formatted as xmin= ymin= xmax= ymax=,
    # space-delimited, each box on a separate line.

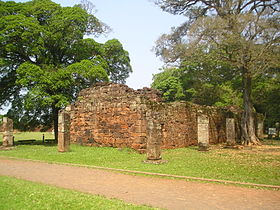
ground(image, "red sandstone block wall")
xmin=154 ymin=102 xmax=227 ymax=149
xmin=70 ymin=84 xmax=153 ymax=152
xmin=68 ymin=83 xmax=228 ymax=152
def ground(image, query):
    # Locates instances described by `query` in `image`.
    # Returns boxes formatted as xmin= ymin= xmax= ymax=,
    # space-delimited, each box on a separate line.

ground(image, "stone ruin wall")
xmin=68 ymin=83 xmax=228 ymax=152
xmin=69 ymin=83 xmax=160 ymax=152
xmin=157 ymin=102 xmax=226 ymax=149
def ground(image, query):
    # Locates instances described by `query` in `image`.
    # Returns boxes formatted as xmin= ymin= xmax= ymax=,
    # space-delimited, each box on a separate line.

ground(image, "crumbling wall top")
xmin=78 ymin=82 xmax=162 ymax=103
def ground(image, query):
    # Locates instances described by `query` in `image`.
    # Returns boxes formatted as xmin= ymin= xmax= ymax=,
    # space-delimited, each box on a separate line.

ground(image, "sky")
xmin=11 ymin=0 xmax=186 ymax=89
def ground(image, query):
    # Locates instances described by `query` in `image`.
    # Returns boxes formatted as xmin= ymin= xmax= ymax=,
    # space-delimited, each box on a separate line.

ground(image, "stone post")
xmin=144 ymin=107 xmax=167 ymax=164
xmin=197 ymin=115 xmax=209 ymax=151
xmin=257 ymin=120 xmax=264 ymax=139
xmin=2 ymin=117 xmax=13 ymax=147
xmin=146 ymin=120 xmax=162 ymax=160
xmin=226 ymin=118 xmax=236 ymax=146
xmin=58 ymin=111 xmax=71 ymax=152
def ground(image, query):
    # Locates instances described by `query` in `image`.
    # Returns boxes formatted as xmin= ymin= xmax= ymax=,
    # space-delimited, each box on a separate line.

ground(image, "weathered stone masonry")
xmin=58 ymin=111 xmax=71 ymax=152
xmin=2 ymin=117 xmax=14 ymax=147
xmin=67 ymin=83 xmax=229 ymax=152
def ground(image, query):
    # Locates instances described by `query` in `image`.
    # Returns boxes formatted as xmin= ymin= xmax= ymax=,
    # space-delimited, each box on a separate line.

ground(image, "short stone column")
xmin=197 ymin=115 xmax=209 ymax=151
xmin=146 ymin=120 xmax=162 ymax=161
xmin=58 ymin=111 xmax=71 ymax=152
xmin=226 ymin=118 xmax=236 ymax=146
xmin=2 ymin=117 xmax=14 ymax=147
xmin=257 ymin=120 xmax=264 ymax=139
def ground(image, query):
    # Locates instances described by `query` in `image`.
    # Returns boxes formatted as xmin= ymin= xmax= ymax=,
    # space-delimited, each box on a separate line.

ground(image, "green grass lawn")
xmin=0 ymin=176 xmax=155 ymax=210
xmin=0 ymin=132 xmax=279 ymax=186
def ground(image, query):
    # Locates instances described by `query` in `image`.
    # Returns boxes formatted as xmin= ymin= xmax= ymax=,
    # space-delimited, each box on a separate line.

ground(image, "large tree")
xmin=152 ymin=51 xmax=242 ymax=106
xmin=154 ymin=0 xmax=280 ymax=145
xmin=253 ymin=69 xmax=280 ymax=129
xmin=0 ymin=0 xmax=132 ymax=140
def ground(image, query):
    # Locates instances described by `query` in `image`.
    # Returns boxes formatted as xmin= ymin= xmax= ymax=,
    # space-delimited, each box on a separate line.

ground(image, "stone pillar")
xmin=257 ymin=120 xmax=264 ymax=139
xmin=145 ymin=107 xmax=167 ymax=164
xmin=197 ymin=115 xmax=209 ymax=151
xmin=2 ymin=117 xmax=13 ymax=147
xmin=226 ymin=118 xmax=236 ymax=146
xmin=146 ymin=120 xmax=162 ymax=160
xmin=58 ymin=111 xmax=71 ymax=152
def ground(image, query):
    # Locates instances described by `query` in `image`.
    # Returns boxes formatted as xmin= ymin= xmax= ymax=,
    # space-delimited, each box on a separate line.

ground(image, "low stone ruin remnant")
xmin=2 ymin=117 xmax=13 ymax=147
xmin=257 ymin=120 xmax=264 ymax=139
xmin=145 ymin=110 xmax=163 ymax=161
xmin=58 ymin=111 xmax=71 ymax=152
xmin=226 ymin=118 xmax=236 ymax=146
xmin=61 ymin=83 xmax=241 ymax=153
xmin=197 ymin=114 xmax=209 ymax=151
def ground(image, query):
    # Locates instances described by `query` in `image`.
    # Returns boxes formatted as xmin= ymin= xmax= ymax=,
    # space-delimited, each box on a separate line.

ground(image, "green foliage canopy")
xmin=0 ymin=0 xmax=132 ymax=131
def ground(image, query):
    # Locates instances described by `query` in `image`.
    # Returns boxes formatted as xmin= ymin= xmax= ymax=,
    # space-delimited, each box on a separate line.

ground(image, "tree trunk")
xmin=52 ymin=106 xmax=59 ymax=144
xmin=241 ymin=69 xmax=261 ymax=146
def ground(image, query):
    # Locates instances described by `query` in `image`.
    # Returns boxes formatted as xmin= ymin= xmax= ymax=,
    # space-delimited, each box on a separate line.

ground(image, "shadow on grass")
xmin=262 ymin=139 xmax=280 ymax=146
xmin=186 ymin=146 xmax=199 ymax=151
xmin=13 ymin=139 xmax=57 ymax=147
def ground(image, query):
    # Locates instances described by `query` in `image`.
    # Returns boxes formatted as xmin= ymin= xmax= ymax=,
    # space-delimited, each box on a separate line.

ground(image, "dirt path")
xmin=0 ymin=158 xmax=279 ymax=210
